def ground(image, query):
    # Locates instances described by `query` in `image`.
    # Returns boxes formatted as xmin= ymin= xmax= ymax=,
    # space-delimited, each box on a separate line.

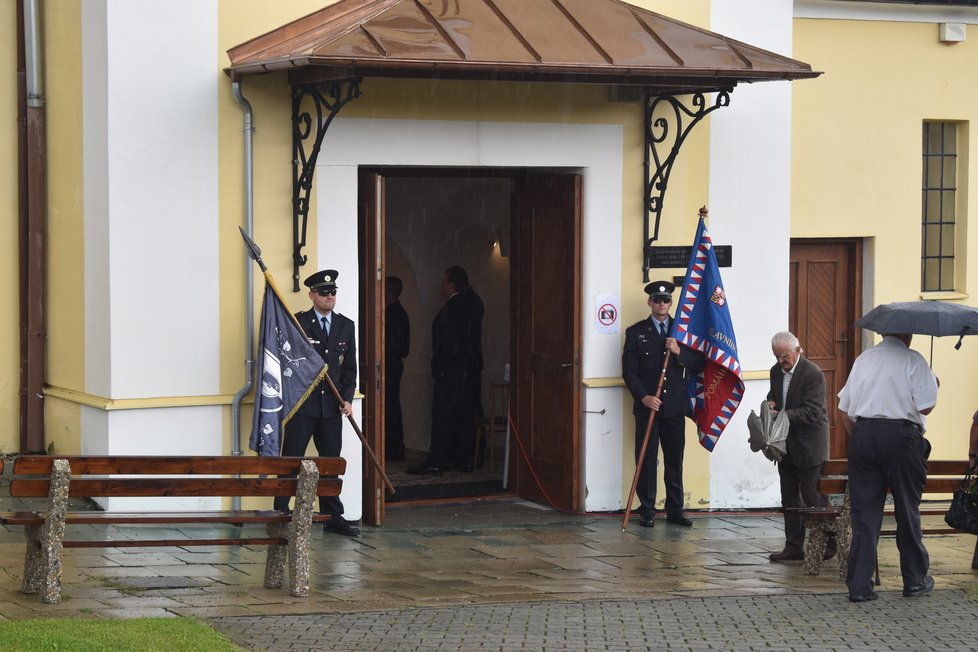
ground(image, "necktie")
xmin=321 ymin=316 xmax=330 ymax=336
xmin=658 ymin=322 xmax=666 ymax=338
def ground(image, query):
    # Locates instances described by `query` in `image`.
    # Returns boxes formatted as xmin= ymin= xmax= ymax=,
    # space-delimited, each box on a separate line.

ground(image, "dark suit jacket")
xmin=622 ymin=315 xmax=705 ymax=418
xmin=767 ymin=355 xmax=829 ymax=468
xmin=294 ymin=309 xmax=357 ymax=418
xmin=431 ymin=287 xmax=484 ymax=380
xmin=385 ymin=301 xmax=410 ymax=363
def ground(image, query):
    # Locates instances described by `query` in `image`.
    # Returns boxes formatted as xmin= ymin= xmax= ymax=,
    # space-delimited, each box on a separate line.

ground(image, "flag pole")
xmin=622 ymin=351 xmax=672 ymax=531
xmin=240 ymin=228 xmax=395 ymax=494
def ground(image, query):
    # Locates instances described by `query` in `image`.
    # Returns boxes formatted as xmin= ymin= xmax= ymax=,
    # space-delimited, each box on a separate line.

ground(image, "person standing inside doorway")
xmin=838 ymin=332 xmax=938 ymax=602
xmin=409 ymin=265 xmax=484 ymax=475
xmin=274 ymin=269 xmax=360 ymax=537
xmin=385 ymin=276 xmax=410 ymax=462
xmin=622 ymin=280 xmax=705 ymax=527
xmin=766 ymin=331 xmax=834 ymax=563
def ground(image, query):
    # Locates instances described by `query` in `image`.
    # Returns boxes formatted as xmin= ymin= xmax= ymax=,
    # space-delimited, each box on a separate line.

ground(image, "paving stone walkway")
xmin=210 ymin=590 xmax=978 ymax=651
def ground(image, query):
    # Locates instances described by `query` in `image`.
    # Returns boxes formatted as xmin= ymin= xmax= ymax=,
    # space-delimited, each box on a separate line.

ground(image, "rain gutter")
xmin=230 ymin=77 xmax=255 ymax=510
xmin=20 ymin=0 xmax=47 ymax=453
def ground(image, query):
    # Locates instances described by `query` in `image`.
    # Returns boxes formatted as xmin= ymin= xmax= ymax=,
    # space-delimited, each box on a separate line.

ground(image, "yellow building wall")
xmin=0 ymin=0 xmax=18 ymax=454
xmin=793 ymin=18 xmax=978 ymax=459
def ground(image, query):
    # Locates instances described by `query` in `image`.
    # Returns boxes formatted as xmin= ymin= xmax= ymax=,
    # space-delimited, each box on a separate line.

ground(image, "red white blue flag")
xmin=672 ymin=216 xmax=744 ymax=451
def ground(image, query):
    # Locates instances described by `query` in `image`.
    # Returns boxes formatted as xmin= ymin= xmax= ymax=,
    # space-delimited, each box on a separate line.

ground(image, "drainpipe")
xmin=230 ymin=77 xmax=255 ymax=511
xmin=19 ymin=0 xmax=47 ymax=453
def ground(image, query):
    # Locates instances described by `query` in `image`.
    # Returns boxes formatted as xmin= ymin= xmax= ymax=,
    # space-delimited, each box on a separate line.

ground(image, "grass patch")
xmin=0 ymin=617 xmax=244 ymax=651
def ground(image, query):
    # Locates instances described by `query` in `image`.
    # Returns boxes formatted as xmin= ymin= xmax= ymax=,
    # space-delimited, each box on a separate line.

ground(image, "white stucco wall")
xmin=317 ymin=118 xmax=625 ymax=515
xmin=707 ymin=0 xmax=794 ymax=508
xmin=80 ymin=0 xmax=222 ymax=508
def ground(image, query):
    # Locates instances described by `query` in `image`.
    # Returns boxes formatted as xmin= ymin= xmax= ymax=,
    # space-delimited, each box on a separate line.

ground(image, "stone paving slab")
xmin=209 ymin=590 xmax=978 ymax=652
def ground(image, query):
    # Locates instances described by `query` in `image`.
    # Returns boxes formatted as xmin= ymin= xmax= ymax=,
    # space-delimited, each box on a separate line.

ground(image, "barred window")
xmin=921 ymin=122 xmax=957 ymax=292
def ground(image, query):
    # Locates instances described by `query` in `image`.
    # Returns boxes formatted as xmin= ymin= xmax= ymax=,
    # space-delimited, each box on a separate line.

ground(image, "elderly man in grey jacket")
xmin=766 ymin=331 xmax=833 ymax=562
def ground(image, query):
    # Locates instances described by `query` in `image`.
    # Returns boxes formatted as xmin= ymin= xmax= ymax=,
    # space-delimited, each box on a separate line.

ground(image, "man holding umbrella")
xmin=838 ymin=332 xmax=938 ymax=602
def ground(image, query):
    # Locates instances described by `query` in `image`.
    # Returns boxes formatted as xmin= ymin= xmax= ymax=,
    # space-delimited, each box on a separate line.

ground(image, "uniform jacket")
xmin=622 ymin=315 xmax=705 ymax=418
xmin=431 ymin=287 xmax=484 ymax=380
xmin=766 ymin=355 xmax=829 ymax=468
xmin=295 ymin=308 xmax=357 ymax=418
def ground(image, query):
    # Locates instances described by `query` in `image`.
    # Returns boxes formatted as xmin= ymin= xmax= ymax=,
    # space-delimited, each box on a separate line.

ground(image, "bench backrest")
xmin=9 ymin=456 xmax=345 ymax=498
xmin=818 ymin=459 xmax=971 ymax=495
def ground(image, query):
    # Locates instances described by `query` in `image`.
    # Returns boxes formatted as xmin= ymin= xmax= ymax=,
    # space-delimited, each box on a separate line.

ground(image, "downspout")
xmin=19 ymin=0 xmax=47 ymax=453
xmin=230 ymin=77 xmax=255 ymax=511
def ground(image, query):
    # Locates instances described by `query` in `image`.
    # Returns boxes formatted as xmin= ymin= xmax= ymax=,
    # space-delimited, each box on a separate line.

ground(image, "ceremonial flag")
xmin=249 ymin=275 xmax=327 ymax=456
xmin=672 ymin=216 xmax=745 ymax=451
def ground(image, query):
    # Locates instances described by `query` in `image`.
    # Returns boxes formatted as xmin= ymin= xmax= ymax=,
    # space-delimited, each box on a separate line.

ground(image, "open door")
xmin=511 ymin=173 xmax=582 ymax=511
xmin=359 ymin=170 xmax=385 ymax=525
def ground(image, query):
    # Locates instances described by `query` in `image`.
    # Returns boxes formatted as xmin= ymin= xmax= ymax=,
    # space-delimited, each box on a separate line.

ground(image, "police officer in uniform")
xmin=274 ymin=269 xmax=360 ymax=537
xmin=622 ymin=281 xmax=705 ymax=527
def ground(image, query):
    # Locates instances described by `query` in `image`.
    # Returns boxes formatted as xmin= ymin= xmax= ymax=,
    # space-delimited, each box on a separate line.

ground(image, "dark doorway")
xmin=789 ymin=239 xmax=862 ymax=458
xmin=358 ymin=168 xmax=582 ymax=523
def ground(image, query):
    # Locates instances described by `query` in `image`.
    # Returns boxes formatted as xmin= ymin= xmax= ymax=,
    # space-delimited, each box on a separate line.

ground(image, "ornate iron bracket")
xmin=292 ymin=79 xmax=361 ymax=291
xmin=643 ymin=90 xmax=730 ymax=281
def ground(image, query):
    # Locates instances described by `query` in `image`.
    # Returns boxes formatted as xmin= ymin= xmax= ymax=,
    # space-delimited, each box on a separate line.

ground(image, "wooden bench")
xmin=794 ymin=459 xmax=978 ymax=579
xmin=0 ymin=455 xmax=345 ymax=603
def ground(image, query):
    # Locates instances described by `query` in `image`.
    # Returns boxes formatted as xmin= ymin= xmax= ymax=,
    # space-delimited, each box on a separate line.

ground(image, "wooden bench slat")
xmin=62 ymin=537 xmax=290 ymax=548
xmin=10 ymin=477 xmax=342 ymax=498
xmin=0 ymin=510 xmax=332 ymax=526
xmin=12 ymin=455 xmax=346 ymax=476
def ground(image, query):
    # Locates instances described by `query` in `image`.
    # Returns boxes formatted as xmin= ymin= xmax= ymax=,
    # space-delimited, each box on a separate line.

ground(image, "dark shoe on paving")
xmin=848 ymin=591 xmax=879 ymax=603
xmin=823 ymin=545 xmax=838 ymax=561
xmin=666 ymin=514 xmax=693 ymax=527
xmin=903 ymin=575 xmax=934 ymax=597
xmin=324 ymin=516 xmax=360 ymax=537
xmin=639 ymin=514 xmax=655 ymax=528
xmin=406 ymin=464 xmax=442 ymax=476
xmin=769 ymin=549 xmax=804 ymax=562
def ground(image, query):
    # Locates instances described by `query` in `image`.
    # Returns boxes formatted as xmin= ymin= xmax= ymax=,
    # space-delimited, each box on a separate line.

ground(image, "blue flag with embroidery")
xmin=672 ymin=217 xmax=745 ymax=451
xmin=250 ymin=278 xmax=327 ymax=456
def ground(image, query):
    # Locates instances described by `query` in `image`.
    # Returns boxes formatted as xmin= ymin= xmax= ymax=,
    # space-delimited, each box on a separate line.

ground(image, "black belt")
xmin=856 ymin=417 xmax=922 ymax=432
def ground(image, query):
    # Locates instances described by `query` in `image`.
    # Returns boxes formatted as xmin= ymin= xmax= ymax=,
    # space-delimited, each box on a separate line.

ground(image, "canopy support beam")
xmin=643 ymin=90 xmax=730 ymax=281
xmin=291 ymin=79 xmax=361 ymax=291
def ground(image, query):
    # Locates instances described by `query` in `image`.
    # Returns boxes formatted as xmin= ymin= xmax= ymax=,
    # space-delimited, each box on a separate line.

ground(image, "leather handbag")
xmin=944 ymin=472 xmax=978 ymax=535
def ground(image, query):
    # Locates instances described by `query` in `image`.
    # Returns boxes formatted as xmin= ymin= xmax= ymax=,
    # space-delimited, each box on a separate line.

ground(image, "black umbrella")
xmin=854 ymin=300 xmax=978 ymax=359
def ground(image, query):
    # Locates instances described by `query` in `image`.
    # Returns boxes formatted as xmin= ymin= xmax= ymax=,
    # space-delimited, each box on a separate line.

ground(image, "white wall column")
xmin=81 ymin=0 xmax=221 ymax=508
xmin=707 ymin=0 xmax=795 ymax=508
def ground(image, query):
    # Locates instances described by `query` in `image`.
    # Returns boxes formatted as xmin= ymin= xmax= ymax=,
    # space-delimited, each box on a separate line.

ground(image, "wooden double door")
xmin=358 ymin=169 xmax=582 ymax=524
xmin=788 ymin=239 xmax=861 ymax=458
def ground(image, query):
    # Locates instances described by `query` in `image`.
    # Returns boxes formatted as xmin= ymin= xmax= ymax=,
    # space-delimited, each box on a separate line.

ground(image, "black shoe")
xmin=769 ymin=549 xmax=804 ymax=562
xmin=406 ymin=464 xmax=442 ymax=476
xmin=848 ymin=591 xmax=879 ymax=603
xmin=823 ymin=545 xmax=838 ymax=561
xmin=639 ymin=514 xmax=655 ymax=528
xmin=324 ymin=515 xmax=360 ymax=537
xmin=666 ymin=514 xmax=693 ymax=527
xmin=903 ymin=576 xmax=934 ymax=597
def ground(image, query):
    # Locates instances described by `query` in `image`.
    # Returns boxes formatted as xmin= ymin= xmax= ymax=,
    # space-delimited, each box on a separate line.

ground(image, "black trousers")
xmin=846 ymin=419 xmax=929 ymax=596
xmin=633 ymin=409 xmax=685 ymax=518
xmin=385 ymin=358 xmax=405 ymax=461
xmin=778 ymin=457 xmax=826 ymax=554
xmin=274 ymin=413 xmax=344 ymax=516
xmin=429 ymin=372 xmax=480 ymax=470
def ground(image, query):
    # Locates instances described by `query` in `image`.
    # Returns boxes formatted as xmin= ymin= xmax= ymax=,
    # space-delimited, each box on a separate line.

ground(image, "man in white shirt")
xmin=838 ymin=333 xmax=938 ymax=602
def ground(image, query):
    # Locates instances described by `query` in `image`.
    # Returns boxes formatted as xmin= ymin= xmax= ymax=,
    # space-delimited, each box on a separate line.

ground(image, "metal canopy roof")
xmin=227 ymin=0 xmax=820 ymax=90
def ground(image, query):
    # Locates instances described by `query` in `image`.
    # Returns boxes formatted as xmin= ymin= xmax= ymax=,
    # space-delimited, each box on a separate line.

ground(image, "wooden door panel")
xmin=789 ymin=240 xmax=861 ymax=459
xmin=358 ymin=170 xmax=385 ymax=526
xmin=512 ymin=173 xmax=581 ymax=511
